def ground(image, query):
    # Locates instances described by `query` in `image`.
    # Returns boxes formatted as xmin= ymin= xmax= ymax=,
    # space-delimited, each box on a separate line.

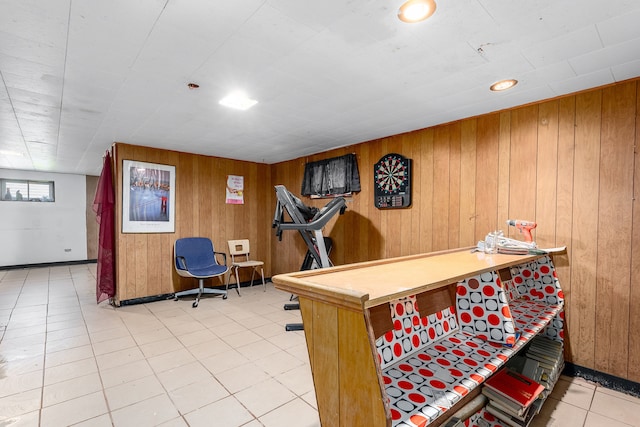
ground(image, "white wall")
xmin=0 ymin=169 xmax=88 ymax=267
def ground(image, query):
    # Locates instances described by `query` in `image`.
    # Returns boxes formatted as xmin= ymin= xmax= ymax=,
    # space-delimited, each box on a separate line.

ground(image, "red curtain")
xmin=93 ymin=150 xmax=116 ymax=303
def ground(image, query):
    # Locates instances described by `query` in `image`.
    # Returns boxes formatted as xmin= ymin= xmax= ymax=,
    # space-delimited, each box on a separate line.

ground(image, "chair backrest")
xmin=175 ymin=237 xmax=217 ymax=271
xmin=228 ymin=239 xmax=250 ymax=263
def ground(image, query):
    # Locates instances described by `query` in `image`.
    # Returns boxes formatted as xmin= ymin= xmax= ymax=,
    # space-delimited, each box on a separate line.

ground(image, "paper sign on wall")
xmin=226 ymin=175 xmax=244 ymax=204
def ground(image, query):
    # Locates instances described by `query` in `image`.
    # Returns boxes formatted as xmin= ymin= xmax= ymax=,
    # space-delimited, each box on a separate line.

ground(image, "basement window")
xmin=1 ymin=179 xmax=55 ymax=202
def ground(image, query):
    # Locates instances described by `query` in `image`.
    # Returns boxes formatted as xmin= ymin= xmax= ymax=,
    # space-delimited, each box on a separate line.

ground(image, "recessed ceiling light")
xmin=398 ymin=0 xmax=436 ymax=23
xmin=490 ymin=79 xmax=518 ymax=92
xmin=219 ymin=91 xmax=258 ymax=111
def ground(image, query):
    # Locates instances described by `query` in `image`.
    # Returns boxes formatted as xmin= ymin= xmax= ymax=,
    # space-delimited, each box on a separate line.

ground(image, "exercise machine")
xmin=272 ymin=185 xmax=347 ymax=330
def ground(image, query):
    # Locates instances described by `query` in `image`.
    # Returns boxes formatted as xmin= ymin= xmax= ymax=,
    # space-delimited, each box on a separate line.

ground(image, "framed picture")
xmin=122 ymin=160 xmax=175 ymax=233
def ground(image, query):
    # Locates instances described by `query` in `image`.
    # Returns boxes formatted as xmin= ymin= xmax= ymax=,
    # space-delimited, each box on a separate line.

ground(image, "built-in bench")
xmin=272 ymin=249 xmax=565 ymax=427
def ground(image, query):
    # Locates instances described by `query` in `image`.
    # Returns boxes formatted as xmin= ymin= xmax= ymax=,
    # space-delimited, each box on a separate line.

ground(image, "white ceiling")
xmin=1 ymin=0 xmax=640 ymax=176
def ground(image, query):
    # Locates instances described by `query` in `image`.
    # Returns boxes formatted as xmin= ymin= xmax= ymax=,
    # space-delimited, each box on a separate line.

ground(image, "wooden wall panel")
xmin=475 ymin=114 xmax=500 ymax=239
xmin=595 ymin=82 xmax=635 ymax=376
xmin=459 ymin=120 xmax=477 ymax=247
xmin=269 ymin=78 xmax=640 ymax=382
xmin=536 ymin=101 xmax=559 ymax=249
xmin=630 ymin=83 xmax=640 ymax=381
xmin=571 ymin=90 xmax=601 ymax=369
xmin=507 ymin=105 xmax=538 ymax=238
xmin=555 ymin=97 xmax=576 ymax=360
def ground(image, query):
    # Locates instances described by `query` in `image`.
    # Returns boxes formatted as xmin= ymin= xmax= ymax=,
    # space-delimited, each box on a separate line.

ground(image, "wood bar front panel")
xmin=300 ymin=297 xmax=388 ymax=427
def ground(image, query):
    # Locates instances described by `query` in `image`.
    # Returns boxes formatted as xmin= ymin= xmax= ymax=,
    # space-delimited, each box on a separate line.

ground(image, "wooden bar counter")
xmin=271 ymin=247 xmax=564 ymax=427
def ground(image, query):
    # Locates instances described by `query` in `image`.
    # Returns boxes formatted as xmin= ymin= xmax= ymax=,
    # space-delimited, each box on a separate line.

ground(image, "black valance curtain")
xmin=301 ymin=153 xmax=360 ymax=197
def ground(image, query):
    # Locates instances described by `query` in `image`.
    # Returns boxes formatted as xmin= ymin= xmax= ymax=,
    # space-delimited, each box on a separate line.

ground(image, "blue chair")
xmin=174 ymin=237 xmax=228 ymax=307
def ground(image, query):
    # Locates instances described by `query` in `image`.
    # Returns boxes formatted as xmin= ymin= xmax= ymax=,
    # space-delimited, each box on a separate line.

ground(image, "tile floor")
xmin=0 ymin=264 xmax=639 ymax=427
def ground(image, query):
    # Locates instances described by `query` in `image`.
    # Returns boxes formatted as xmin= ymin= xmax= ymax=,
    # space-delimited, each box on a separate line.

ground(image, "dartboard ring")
xmin=375 ymin=155 xmax=408 ymax=193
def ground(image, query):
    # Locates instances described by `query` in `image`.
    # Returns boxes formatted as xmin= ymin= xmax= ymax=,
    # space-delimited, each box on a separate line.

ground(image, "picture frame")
xmin=122 ymin=160 xmax=175 ymax=233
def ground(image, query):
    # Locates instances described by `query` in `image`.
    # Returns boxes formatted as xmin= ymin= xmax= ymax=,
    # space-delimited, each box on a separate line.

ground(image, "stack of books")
xmin=482 ymin=336 xmax=564 ymax=427
xmin=482 ymin=368 xmax=545 ymax=427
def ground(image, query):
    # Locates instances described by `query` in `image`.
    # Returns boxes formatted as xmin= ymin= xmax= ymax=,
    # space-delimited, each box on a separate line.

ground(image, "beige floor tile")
xmin=185 ymin=336 xmax=232 ymax=360
xmin=168 ymin=377 xmax=229 ymax=414
xmin=45 ymin=325 xmax=87 ymax=342
xmin=184 ymin=395 xmax=254 ymax=427
xmin=0 ymin=410 xmax=40 ymax=426
xmin=211 ymin=321 xmax=249 ymax=338
xmin=2 ymin=325 xmax=46 ymax=340
xmin=301 ymin=389 xmax=317 ymax=409
xmin=0 ymin=342 xmax=45 ymax=363
xmin=0 ymin=370 xmax=43 ymax=399
xmin=274 ymin=363 xmax=314 ymax=396
xmin=252 ymin=322 xmax=284 ymax=339
xmin=596 ymin=385 xmax=640 ymax=405
xmin=71 ymin=414 xmax=114 ymax=427
xmin=88 ymin=326 xmax=131 ymax=344
xmin=200 ymin=349 xmax=249 ymax=375
xmin=235 ymin=378 xmax=296 ymax=417
xmin=95 ymin=346 xmax=145 ymax=371
xmin=111 ymin=394 xmax=180 ymax=427
xmin=267 ymin=330 xmax=305 ymax=351
xmin=0 ymin=332 xmax=46 ymax=349
xmin=0 ymin=388 xmax=42 ymax=420
xmin=157 ymin=417 xmax=189 ymax=427
xmin=44 ymin=357 xmax=98 ymax=385
xmin=254 ymin=350 xmax=305 ymax=377
xmin=43 ymin=372 xmax=103 ymax=407
xmin=215 ymin=363 xmax=270 ymax=394
xmin=156 ymin=361 xmax=212 ymax=391
xmin=44 ymin=344 xmax=94 ymax=368
xmin=236 ymin=338 xmax=283 ymax=361
xmin=584 ymin=411 xmax=634 ymax=427
xmin=105 ymin=374 xmax=165 ymax=410
xmin=549 ymin=376 xmax=596 ymax=410
xmin=0 ymin=354 xmax=44 ymax=376
xmin=590 ymin=389 xmax=640 ymax=426
xmin=176 ymin=328 xmax=217 ymax=347
xmin=99 ymin=358 xmax=155 ymax=389
xmin=92 ymin=335 xmax=138 ymax=356
xmin=147 ymin=348 xmax=196 ymax=373
xmin=45 ymin=333 xmax=91 ymax=353
xmin=530 ymin=397 xmax=588 ymax=427
xmin=40 ymin=391 xmax=108 ymax=427
xmin=259 ymin=397 xmax=320 ymax=427
xmin=221 ymin=330 xmax=263 ymax=349
xmin=46 ymin=319 xmax=86 ymax=332
xmin=140 ymin=336 xmax=185 ymax=358
xmin=131 ymin=326 xmax=174 ymax=345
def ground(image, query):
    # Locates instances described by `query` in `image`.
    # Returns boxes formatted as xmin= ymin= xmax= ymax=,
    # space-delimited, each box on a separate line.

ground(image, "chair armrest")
xmin=214 ymin=251 xmax=227 ymax=267
xmin=176 ymin=256 xmax=188 ymax=270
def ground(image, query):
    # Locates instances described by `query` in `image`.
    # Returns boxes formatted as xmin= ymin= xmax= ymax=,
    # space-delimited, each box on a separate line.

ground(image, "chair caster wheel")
xmin=192 ymin=301 xmax=198 ymax=308
xmin=223 ymin=294 xmax=228 ymax=300
xmin=174 ymin=296 xmax=178 ymax=301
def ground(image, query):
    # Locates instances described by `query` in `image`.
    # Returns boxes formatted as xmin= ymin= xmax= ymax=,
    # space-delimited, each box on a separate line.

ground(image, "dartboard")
xmin=374 ymin=153 xmax=412 ymax=208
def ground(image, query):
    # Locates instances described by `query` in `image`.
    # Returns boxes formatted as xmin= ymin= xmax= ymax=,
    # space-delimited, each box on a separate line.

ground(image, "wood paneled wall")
xmin=271 ymin=79 xmax=640 ymax=383
xmin=113 ymin=143 xmax=272 ymax=302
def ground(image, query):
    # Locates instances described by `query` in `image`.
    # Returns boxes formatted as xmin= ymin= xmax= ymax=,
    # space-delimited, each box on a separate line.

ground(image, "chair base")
xmin=174 ymin=278 xmax=227 ymax=307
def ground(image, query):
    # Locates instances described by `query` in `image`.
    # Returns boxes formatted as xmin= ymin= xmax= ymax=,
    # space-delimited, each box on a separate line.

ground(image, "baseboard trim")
xmin=0 ymin=259 xmax=97 ymax=270
xmin=117 ymin=279 xmax=272 ymax=306
xmin=563 ymin=362 xmax=640 ymax=398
